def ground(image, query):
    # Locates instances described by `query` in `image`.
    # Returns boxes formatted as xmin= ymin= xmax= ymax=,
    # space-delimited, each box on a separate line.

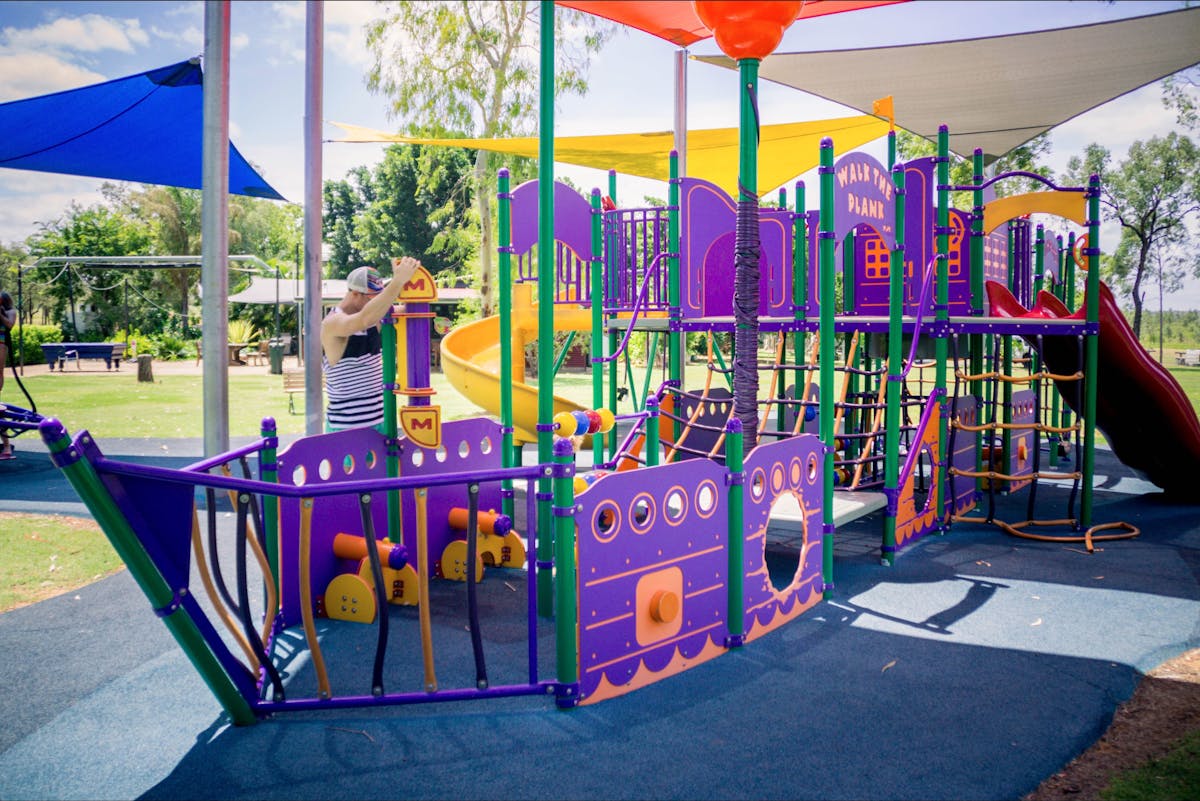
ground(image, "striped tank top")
xmin=323 ymin=318 xmax=383 ymax=430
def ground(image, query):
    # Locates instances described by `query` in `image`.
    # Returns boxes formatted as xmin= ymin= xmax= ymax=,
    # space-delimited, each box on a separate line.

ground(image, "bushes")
xmin=5 ymin=325 xmax=62 ymax=365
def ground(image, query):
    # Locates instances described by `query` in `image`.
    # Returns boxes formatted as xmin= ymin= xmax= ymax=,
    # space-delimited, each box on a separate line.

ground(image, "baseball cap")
xmin=346 ymin=266 xmax=384 ymax=294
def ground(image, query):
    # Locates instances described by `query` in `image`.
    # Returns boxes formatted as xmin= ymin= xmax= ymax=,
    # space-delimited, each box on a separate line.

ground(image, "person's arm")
xmin=322 ymin=257 xmax=422 ymax=339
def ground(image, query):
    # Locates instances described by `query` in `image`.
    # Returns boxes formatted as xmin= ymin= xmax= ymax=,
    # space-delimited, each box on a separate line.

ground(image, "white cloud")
xmin=0 ymin=51 xmax=106 ymax=101
xmin=2 ymin=13 xmax=149 ymax=54
xmin=0 ymin=172 xmax=107 ymax=247
xmin=149 ymin=24 xmax=202 ymax=52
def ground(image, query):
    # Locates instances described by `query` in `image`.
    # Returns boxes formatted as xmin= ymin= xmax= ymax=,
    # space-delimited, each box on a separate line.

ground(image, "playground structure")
xmin=39 ymin=113 xmax=1200 ymax=724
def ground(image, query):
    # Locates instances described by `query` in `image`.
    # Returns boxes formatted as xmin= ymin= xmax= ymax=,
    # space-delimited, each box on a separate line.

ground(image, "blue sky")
xmin=1 ymin=0 xmax=1195 ymax=307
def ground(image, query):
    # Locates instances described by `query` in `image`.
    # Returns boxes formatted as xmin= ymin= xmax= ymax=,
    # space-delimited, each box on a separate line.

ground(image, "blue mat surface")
xmin=1 ymin=438 xmax=1196 ymax=800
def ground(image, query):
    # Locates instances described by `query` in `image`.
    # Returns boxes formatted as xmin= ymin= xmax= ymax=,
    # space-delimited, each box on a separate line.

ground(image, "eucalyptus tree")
xmin=365 ymin=0 xmax=614 ymax=314
xmin=1064 ymin=133 xmax=1200 ymax=337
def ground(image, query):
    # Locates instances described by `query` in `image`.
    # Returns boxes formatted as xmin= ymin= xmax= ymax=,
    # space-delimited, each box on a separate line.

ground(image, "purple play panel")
xmin=678 ymin=177 xmax=794 ymax=320
xmin=275 ymin=417 xmax=509 ymax=627
xmin=574 ymin=433 xmax=824 ymax=704
xmin=949 ymin=394 xmax=981 ymax=518
xmin=509 ymin=179 xmax=597 ymax=305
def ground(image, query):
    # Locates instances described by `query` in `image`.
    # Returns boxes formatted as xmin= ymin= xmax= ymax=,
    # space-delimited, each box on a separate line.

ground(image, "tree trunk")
xmin=1130 ymin=242 xmax=1151 ymax=340
xmin=137 ymin=354 xmax=154 ymax=383
xmin=475 ymin=151 xmax=494 ymax=318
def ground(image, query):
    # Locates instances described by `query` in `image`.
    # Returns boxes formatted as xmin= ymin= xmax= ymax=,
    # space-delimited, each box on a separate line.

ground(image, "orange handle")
xmin=447 ymin=507 xmax=511 ymax=536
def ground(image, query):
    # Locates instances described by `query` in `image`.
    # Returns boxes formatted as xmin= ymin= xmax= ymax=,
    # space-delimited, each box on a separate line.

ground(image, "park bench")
xmin=283 ymin=368 xmax=305 ymax=414
xmin=41 ymin=342 xmax=127 ymax=371
xmin=1175 ymin=349 xmax=1200 ymax=367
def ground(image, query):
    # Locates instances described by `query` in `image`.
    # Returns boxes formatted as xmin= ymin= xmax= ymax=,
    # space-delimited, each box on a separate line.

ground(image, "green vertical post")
xmin=794 ymin=181 xmax=807 ymax=411
xmin=44 ymin=424 xmax=256 ymax=725
xmin=590 ymin=188 xmax=605 ymax=465
xmin=887 ymin=128 xmax=896 ymax=170
xmin=724 ymin=417 xmax=745 ymax=645
xmin=1049 ymin=234 xmax=1064 ymax=466
xmin=1066 ymin=231 xmax=1077 ymax=311
xmin=608 ymin=169 xmax=617 ymax=206
xmin=1001 ymin=224 xmax=1014 ymax=485
xmin=645 ymin=395 xmax=660 ymax=467
xmin=498 ymin=169 xmax=515 ymax=520
xmin=259 ymin=417 xmax=280 ymax=583
xmin=734 ymin=56 xmax=761 ymax=449
xmin=882 ymin=164 xmax=905 ymax=565
xmin=794 ymin=181 xmax=808 ymax=322
xmin=934 ymin=127 xmax=951 ymax=528
xmin=970 ymin=149 xmax=985 ymax=481
xmin=607 ymin=328 xmax=619 ymax=461
xmin=536 ymin=1 xmax=555 ymax=616
xmin=382 ymin=313 xmax=401 ymax=536
xmin=819 ymin=138 xmax=836 ymax=596
xmin=1081 ymin=175 xmax=1101 ymax=529
xmin=842 ymin=231 xmax=858 ymax=464
xmin=668 ymin=150 xmax=682 ymax=443
xmin=1034 ymin=225 xmax=1046 ymax=297
xmin=551 ymin=436 xmax=578 ymax=704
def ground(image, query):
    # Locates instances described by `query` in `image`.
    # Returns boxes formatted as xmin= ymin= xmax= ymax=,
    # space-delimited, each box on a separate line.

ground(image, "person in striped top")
xmin=320 ymin=257 xmax=421 ymax=430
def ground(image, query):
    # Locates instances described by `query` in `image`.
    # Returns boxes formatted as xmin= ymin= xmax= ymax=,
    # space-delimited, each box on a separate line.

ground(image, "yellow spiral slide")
xmin=440 ymin=284 xmax=593 ymax=443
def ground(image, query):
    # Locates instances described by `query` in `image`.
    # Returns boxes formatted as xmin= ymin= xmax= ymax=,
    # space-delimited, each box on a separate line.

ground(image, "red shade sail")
xmin=557 ymin=1 xmax=907 ymax=47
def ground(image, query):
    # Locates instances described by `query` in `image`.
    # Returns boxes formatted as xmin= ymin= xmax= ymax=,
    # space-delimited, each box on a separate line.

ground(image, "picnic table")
xmin=41 ymin=342 xmax=127 ymax=371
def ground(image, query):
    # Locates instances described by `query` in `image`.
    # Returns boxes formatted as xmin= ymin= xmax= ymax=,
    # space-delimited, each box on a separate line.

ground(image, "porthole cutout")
xmin=664 ymin=487 xmax=687 ymax=523
xmin=630 ymin=493 xmax=655 ymax=533
xmin=695 ymin=480 xmax=718 ymax=518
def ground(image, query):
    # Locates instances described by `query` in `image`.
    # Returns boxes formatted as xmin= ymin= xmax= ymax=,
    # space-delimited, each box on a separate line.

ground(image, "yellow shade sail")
xmin=329 ymin=115 xmax=889 ymax=198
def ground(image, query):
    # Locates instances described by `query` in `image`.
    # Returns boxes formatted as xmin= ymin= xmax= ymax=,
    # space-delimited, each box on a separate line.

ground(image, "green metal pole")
xmin=725 ymin=418 xmax=745 ymax=645
xmin=971 ymin=149 xmax=985 ymax=482
xmin=382 ymin=313 xmax=401 ymax=536
xmin=794 ymin=181 xmax=807 ymax=413
xmin=882 ymin=164 xmax=905 ymax=565
xmin=935 ymin=127 xmax=951 ymax=529
xmin=1002 ymin=224 xmax=1014 ymax=488
xmin=1049 ymin=234 xmax=1063 ymax=467
xmin=819 ymin=138 xmax=836 ymax=596
xmin=552 ymin=436 xmax=579 ymax=703
xmin=1081 ymin=175 xmax=1101 ymax=529
xmin=590 ymin=187 xmax=605 ymax=466
xmin=536 ymin=0 xmax=555 ymax=616
xmin=499 ymin=169 xmax=515 ymax=521
xmin=645 ymin=395 xmax=660 ymax=467
xmin=44 ymin=425 xmax=256 ymax=725
xmin=259 ymin=417 xmax=280 ymax=582
xmin=735 ymin=57 xmax=761 ymax=449
xmin=668 ymin=150 xmax=682 ymax=444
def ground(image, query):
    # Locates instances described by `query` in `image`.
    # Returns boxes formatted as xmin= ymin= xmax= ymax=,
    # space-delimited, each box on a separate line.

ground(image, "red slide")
xmin=986 ymin=280 xmax=1200 ymax=498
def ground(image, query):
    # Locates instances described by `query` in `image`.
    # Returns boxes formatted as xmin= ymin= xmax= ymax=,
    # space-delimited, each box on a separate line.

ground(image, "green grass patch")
xmin=0 ymin=512 xmax=124 ymax=613
xmin=1102 ymin=728 xmax=1200 ymax=801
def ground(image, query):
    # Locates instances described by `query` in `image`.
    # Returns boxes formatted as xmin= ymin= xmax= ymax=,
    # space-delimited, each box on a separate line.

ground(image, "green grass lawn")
xmin=0 ymin=513 xmax=122 ymax=613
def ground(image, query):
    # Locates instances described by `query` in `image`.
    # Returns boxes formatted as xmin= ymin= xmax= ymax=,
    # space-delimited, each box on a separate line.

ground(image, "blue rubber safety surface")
xmin=0 ymin=436 xmax=1196 ymax=800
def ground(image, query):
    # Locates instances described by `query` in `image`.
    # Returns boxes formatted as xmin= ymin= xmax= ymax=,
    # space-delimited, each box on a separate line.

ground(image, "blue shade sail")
xmin=0 ymin=59 xmax=284 ymax=200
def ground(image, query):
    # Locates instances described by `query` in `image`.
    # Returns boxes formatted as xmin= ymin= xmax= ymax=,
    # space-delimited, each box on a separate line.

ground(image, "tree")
xmin=1162 ymin=67 xmax=1198 ymax=133
xmin=24 ymin=203 xmax=154 ymax=339
xmin=1064 ymin=133 xmax=1200 ymax=338
xmin=365 ymin=0 xmax=614 ymax=315
xmin=323 ymin=144 xmax=476 ymax=278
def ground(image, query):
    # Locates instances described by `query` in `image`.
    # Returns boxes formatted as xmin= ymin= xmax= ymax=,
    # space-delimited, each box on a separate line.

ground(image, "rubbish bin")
xmin=268 ymin=339 xmax=284 ymax=375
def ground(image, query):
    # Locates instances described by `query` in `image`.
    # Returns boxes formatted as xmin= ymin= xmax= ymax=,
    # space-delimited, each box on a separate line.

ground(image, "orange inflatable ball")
xmin=693 ymin=0 xmax=802 ymax=61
